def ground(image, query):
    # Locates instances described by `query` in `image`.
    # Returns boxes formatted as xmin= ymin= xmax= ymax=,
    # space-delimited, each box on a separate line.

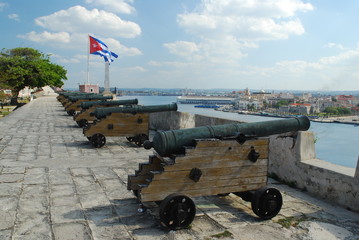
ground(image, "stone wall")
xmin=149 ymin=111 xmax=241 ymax=130
xmin=149 ymin=111 xmax=359 ymax=212
xmin=269 ymin=131 xmax=358 ymax=212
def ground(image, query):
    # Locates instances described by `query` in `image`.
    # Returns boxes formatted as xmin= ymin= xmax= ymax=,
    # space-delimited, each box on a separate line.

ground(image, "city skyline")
xmin=1 ymin=0 xmax=359 ymax=91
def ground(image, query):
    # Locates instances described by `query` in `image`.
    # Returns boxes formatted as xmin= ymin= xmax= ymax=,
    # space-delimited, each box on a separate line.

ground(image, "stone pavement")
xmin=0 ymin=95 xmax=358 ymax=240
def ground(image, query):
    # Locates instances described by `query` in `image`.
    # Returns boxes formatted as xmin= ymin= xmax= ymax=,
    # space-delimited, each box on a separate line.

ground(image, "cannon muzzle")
xmin=146 ymin=116 xmax=310 ymax=157
xmin=91 ymin=103 xmax=178 ymax=119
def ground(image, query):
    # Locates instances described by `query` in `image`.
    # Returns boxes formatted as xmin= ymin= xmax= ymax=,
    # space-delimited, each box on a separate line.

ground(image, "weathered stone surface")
xmin=0 ymin=229 xmax=12 ymax=240
xmin=0 ymin=183 xmax=22 ymax=196
xmin=13 ymin=213 xmax=52 ymax=240
xmin=51 ymin=205 xmax=85 ymax=224
xmin=53 ymin=222 xmax=92 ymax=240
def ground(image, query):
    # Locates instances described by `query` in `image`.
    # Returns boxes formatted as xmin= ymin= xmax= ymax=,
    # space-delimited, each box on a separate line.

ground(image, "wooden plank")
xmin=138 ymin=162 xmax=163 ymax=173
xmin=74 ymin=108 xmax=97 ymax=121
xmin=185 ymin=139 xmax=269 ymax=157
xmin=141 ymin=175 xmax=267 ymax=193
xmin=140 ymin=183 xmax=266 ymax=202
xmin=127 ymin=174 xmax=152 ymax=190
xmin=163 ymin=158 xmax=267 ymax=172
xmin=150 ymin=165 xmax=268 ymax=180
xmin=184 ymin=145 xmax=268 ymax=158
xmin=83 ymin=113 xmax=149 ymax=137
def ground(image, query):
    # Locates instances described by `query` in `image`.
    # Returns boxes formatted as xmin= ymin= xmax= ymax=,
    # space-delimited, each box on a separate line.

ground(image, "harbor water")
xmin=118 ymin=95 xmax=359 ymax=168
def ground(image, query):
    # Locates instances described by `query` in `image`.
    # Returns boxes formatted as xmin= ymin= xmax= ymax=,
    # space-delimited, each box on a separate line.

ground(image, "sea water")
xmin=119 ymin=95 xmax=359 ymax=168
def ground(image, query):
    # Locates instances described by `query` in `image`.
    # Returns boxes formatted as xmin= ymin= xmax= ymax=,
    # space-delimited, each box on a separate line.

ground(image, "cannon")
xmin=83 ymin=103 xmax=178 ymax=148
xmin=64 ymin=95 xmax=113 ymax=116
xmin=57 ymin=92 xmax=96 ymax=106
xmin=145 ymin=115 xmax=310 ymax=157
xmin=73 ymin=99 xmax=139 ymax=128
xmin=128 ymin=116 xmax=310 ymax=229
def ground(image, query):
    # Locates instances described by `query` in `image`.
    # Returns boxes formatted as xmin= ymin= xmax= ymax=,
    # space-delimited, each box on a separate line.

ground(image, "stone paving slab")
xmin=0 ymin=95 xmax=358 ymax=240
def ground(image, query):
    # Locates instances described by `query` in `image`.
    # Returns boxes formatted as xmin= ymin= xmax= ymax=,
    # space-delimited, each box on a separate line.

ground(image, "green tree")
xmin=0 ymin=47 xmax=67 ymax=105
xmin=275 ymin=100 xmax=289 ymax=108
xmin=323 ymin=106 xmax=351 ymax=115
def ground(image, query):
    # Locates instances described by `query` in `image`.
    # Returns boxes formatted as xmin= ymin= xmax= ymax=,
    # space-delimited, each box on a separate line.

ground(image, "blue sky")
xmin=1 ymin=0 xmax=358 ymax=91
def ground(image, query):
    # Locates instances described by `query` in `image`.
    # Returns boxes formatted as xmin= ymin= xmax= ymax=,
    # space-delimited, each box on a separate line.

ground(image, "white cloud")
xmin=101 ymin=37 xmax=142 ymax=56
xmin=8 ymin=13 xmax=19 ymax=21
xmin=163 ymin=41 xmax=199 ymax=57
xmin=319 ymin=50 xmax=359 ymax=65
xmin=18 ymin=32 xmax=142 ymax=59
xmin=158 ymin=0 xmax=313 ymax=72
xmin=85 ymin=0 xmax=135 ymax=14
xmin=178 ymin=0 xmax=312 ymax=41
xmin=324 ymin=42 xmax=347 ymax=50
xmin=17 ymin=31 xmax=71 ymax=43
xmin=0 ymin=3 xmax=7 ymax=11
xmin=35 ymin=5 xmax=141 ymax=38
xmin=199 ymin=0 xmax=313 ymax=18
xmin=148 ymin=60 xmax=190 ymax=68
xmin=125 ymin=66 xmax=146 ymax=72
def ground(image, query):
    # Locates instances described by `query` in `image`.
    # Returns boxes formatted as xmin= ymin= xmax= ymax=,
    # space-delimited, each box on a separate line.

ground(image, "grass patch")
xmin=211 ymin=230 xmax=233 ymax=238
xmin=276 ymin=216 xmax=309 ymax=228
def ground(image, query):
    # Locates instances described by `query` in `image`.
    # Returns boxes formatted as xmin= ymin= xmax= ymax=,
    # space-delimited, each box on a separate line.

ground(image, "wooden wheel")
xmin=67 ymin=110 xmax=75 ymax=116
xmin=251 ymin=187 xmax=282 ymax=220
xmin=78 ymin=119 xmax=88 ymax=128
xmin=159 ymin=193 xmax=196 ymax=230
xmin=134 ymin=134 xmax=148 ymax=147
xmin=91 ymin=133 xmax=106 ymax=148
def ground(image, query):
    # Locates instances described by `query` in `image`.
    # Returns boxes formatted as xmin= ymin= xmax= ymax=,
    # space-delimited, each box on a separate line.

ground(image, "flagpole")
xmin=104 ymin=61 xmax=110 ymax=95
xmin=87 ymin=34 xmax=90 ymax=84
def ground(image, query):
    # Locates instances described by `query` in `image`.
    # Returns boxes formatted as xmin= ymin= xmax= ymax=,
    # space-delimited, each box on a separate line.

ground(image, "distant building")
xmin=278 ymin=103 xmax=311 ymax=114
xmin=351 ymin=107 xmax=359 ymax=115
xmin=336 ymin=95 xmax=356 ymax=103
xmin=235 ymin=100 xmax=260 ymax=110
xmin=18 ymin=87 xmax=33 ymax=98
xmin=289 ymin=103 xmax=311 ymax=114
xmin=79 ymin=84 xmax=99 ymax=94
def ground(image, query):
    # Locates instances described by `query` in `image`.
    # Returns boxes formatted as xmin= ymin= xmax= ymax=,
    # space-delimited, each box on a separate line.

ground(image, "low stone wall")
xmin=269 ymin=131 xmax=359 ymax=212
xmin=149 ymin=111 xmax=359 ymax=212
xmin=149 ymin=111 xmax=241 ymax=130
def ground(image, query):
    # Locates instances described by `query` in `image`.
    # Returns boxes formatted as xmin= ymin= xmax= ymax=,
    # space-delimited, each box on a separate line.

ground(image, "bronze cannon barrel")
xmin=79 ymin=99 xmax=138 ymax=109
xmin=145 ymin=116 xmax=311 ymax=157
xmin=91 ymin=103 xmax=178 ymax=119
xmin=58 ymin=92 xmax=95 ymax=97
xmin=67 ymin=95 xmax=113 ymax=102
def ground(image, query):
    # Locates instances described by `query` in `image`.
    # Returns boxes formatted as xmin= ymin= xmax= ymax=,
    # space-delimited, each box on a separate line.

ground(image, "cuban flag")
xmin=89 ymin=35 xmax=118 ymax=63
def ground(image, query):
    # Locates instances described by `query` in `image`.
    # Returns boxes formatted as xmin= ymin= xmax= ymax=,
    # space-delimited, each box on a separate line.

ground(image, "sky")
xmin=1 ymin=0 xmax=359 ymax=91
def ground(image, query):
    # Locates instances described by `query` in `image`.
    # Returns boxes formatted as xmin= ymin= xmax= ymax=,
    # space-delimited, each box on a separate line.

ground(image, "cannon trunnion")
xmin=128 ymin=116 xmax=310 ymax=230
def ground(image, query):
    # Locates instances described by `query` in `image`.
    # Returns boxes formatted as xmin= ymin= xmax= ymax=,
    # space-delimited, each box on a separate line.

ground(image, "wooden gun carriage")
xmin=73 ymin=99 xmax=139 ymax=128
xmin=57 ymin=92 xmax=96 ymax=106
xmin=83 ymin=103 xmax=178 ymax=148
xmin=64 ymin=95 xmax=113 ymax=116
xmin=128 ymin=116 xmax=310 ymax=229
